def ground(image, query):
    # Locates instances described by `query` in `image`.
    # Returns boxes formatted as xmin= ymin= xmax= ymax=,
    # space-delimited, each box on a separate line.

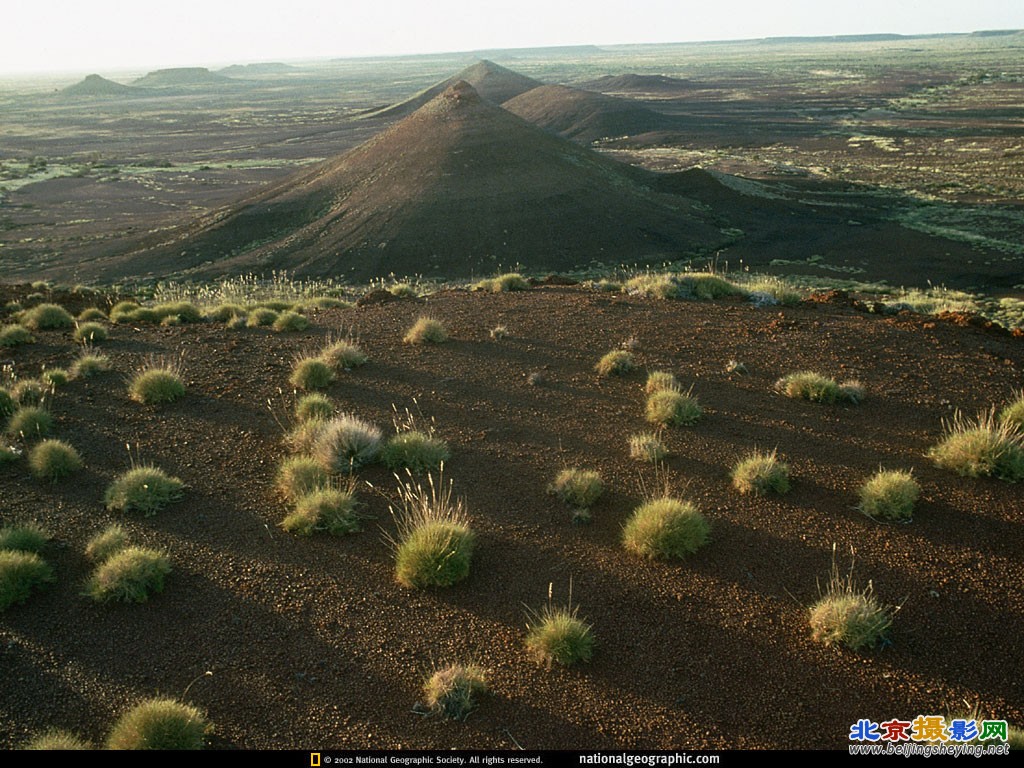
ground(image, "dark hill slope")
xmin=61 ymin=74 xmax=137 ymax=97
xmin=103 ymin=82 xmax=724 ymax=281
xmin=360 ymin=59 xmax=542 ymax=120
xmin=132 ymin=67 xmax=231 ymax=87
xmin=581 ymin=73 xmax=697 ymax=96
xmin=504 ymin=84 xmax=679 ymax=143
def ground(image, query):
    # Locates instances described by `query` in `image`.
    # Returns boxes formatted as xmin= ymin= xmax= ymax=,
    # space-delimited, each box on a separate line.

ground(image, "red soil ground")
xmin=0 ymin=285 xmax=1021 ymax=750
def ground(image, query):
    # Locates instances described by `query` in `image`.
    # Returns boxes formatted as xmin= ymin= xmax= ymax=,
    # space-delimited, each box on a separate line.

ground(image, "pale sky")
xmin=3 ymin=0 xmax=1022 ymax=75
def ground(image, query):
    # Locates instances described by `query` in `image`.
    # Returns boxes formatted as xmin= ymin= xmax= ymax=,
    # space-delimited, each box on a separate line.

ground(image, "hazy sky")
xmin=3 ymin=0 xmax=1022 ymax=74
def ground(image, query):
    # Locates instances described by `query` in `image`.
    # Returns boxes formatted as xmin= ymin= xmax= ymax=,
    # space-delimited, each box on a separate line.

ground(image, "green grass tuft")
xmin=776 ymin=371 xmax=864 ymax=404
xmin=295 ymin=393 xmax=334 ymax=422
xmin=731 ymin=449 xmax=791 ymax=496
xmin=245 ymin=307 xmax=279 ymax=327
xmin=595 ymin=349 xmax=634 ymax=376
xmin=645 ymin=387 xmax=702 ymax=426
xmin=24 ymin=729 xmax=92 ymax=750
xmin=622 ymin=497 xmax=710 ymax=559
xmin=0 ymin=550 xmax=54 ymax=611
xmin=403 ymin=316 xmax=448 ymax=345
xmin=28 ymin=439 xmax=83 ymax=481
xmin=0 ymin=324 xmax=34 ymax=347
xmin=809 ymin=550 xmax=893 ymax=651
xmin=104 ymin=466 xmax=185 ymax=515
xmin=524 ymin=600 xmax=594 ymax=668
xmin=73 ymin=321 xmax=108 ymax=343
xmin=23 ymin=303 xmax=74 ymax=331
xmin=129 ymin=358 xmax=186 ymax=405
xmin=41 ymin=368 xmax=69 ymax=387
xmin=998 ymin=391 xmax=1024 ymax=431
xmin=77 ymin=307 xmax=107 ymax=322
xmin=0 ymin=522 xmax=50 ymax=554
xmin=85 ymin=546 xmax=171 ymax=603
xmin=5 ymin=406 xmax=53 ymax=440
xmin=312 ymin=414 xmax=383 ymax=472
xmin=644 ymin=370 xmax=679 ymax=394
xmin=320 ymin=338 xmax=368 ymax=370
xmin=858 ymin=469 xmax=920 ymax=522
xmin=927 ymin=410 xmax=1024 ymax=482
xmin=272 ymin=310 xmax=309 ymax=332
xmin=422 ymin=664 xmax=488 ymax=720
xmin=548 ymin=468 xmax=604 ymax=510
xmin=70 ymin=350 xmax=111 ymax=379
xmin=628 ymin=432 xmax=668 ymax=462
xmin=282 ymin=483 xmax=361 ymax=536
xmin=289 ymin=357 xmax=334 ymax=391
xmin=12 ymin=378 xmax=48 ymax=407
xmin=106 ymin=697 xmax=211 ymax=750
xmin=473 ymin=273 xmax=530 ymax=293
xmin=382 ymin=430 xmax=450 ymax=473
xmin=85 ymin=524 xmax=130 ymax=562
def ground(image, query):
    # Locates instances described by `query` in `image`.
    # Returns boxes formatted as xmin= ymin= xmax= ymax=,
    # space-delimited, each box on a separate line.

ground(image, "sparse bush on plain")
xmin=246 ymin=307 xmax=279 ymax=327
xmin=28 ymin=439 xmax=83 ymax=482
xmin=203 ymin=303 xmax=248 ymax=323
xmin=595 ymin=349 xmax=634 ymax=376
xmin=473 ymin=273 xmax=529 ymax=293
xmin=999 ymin=391 xmax=1024 ymax=431
xmin=0 ymin=324 xmax=34 ymax=347
xmin=524 ymin=595 xmax=594 ymax=668
xmin=731 ymin=449 xmax=791 ymax=496
xmin=284 ymin=418 xmax=328 ymax=454
xmin=388 ymin=472 xmax=475 ymax=589
xmin=629 ymin=432 xmax=667 ymax=462
xmin=77 ymin=307 xmax=107 ymax=322
xmin=622 ymin=496 xmax=710 ymax=560
xmin=85 ymin=545 xmax=171 ymax=603
xmin=927 ymin=410 xmax=1024 ymax=482
xmin=0 ymin=522 xmax=50 ymax=554
xmin=775 ymin=371 xmax=864 ymax=404
xmin=0 ymin=550 xmax=54 ymax=611
xmin=312 ymin=414 xmax=383 ymax=472
xmin=282 ymin=483 xmax=362 ymax=536
xmin=295 ymin=393 xmax=334 ymax=422
xmin=809 ymin=548 xmax=893 ymax=651
xmin=289 ymin=356 xmax=334 ymax=391
xmin=129 ymin=358 xmax=186 ymax=405
xmin=12 ymin=378 xmax=48 ymax=407
xmin=382 ymin=430 xmax=450 ymax=473
xmin=70 ymin=350 xmax=111 ymax=379
xmin=645 ymin=387 xmax=702 ymax=426
xmin=320 ymin=338 xmax=368 ymax=370
xmin=858 ymin=469 xmax=920 ymax=522
xmin=272 ymin=310 xmax=309 ymax=332
xmin=549 ymin=468 xmax=604 ymax=511
xmin=85 ymin=524 xmax=130 ymax=562
xmin=41 ymin=368 xmax=69 ymax=387
xmin=106 ymin=697 xmax=211 ymax=750
xmin=404 ymin=316 xmax=448 ymax=345
xmin=422 ymin=664 xmax=488 ymax=720
xmin=23 ymin=729 xmax=92 ymax=750
xmin=23 ymin=303 xmax=74 ymax=331
xmin=5 ymin=406 xmax=53 ymax=440
xmin=104 ymin=466 xmax=185 ymax=515
xmin=73 ymin=321 xmax=108 ymax=343
xmin=644 ymin=370 xmax=679 ymax=394
xmin=274 ymin=455 xmax=330 ymax=501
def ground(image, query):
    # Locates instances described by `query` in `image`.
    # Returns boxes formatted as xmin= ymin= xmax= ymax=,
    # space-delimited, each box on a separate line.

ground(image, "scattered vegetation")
xmin=272 ymin=310 xmax=309 ymax=332
xmin=320 ymin=337 xmax=368 ymax=370
xmin=622 ymin=496 xmax=710 ymax=560
xmin=644 ymin=370 xmax=679 ymax=394
xmin=809 ymin=548 xmax=893 ymax=651
xmin=927 ymin=410 xmax=1024 ymax=482
xmin=294 ymin=393 xmax=334 ymax=422
xmin=388 ymin=472 xmax=475 ymax=589
xmin=422 ymin=664 xmax=488 ymax=720
xmin=289 ymin=356 xmax=334 ymax=391
xmin=245 ymin=307 xmax=279 ymax=327
xmin=403 ymin=316 xmax=448 ymax=344
xmin=106 ymin=697 xmax=211 ymax=750
xmin=645 ymin=387 xmax=702 ymax=426
xmin=548 ymin=468 xmax=604 ymax=519
xmin=70 ymin=350 xmax=111 ymax=378
xmin=0 ymin=550 xmax=54 ymax=611
xmin=775 ymin=371 xmax=864 ymax=404
xmin=28 ymin=439 xmax=83 ymax=482
xmin=858 ymin=469 xmax=920 ymax=522
xmin=73 ymin=321 xmax=108 ymax=343
xmin=85 ymin=524 xmax=130 ymax=562
xmin=41 ymin=368 xmax=69 ymax=387
xmin=23 ymin=303 xmax=74 ymax=331
xmin=0 ymin=522 xmax=50 ymax=554
xmin=524 ymin=590 xmax=594 ymax=668
xmin=282 ymin=482 xmax=362 ymax=536
xmin=731 ymin=449 xmax=791 ymax=496
xmin=999 ymin=390 xmax=1024 ymax=431
xmin=129 ymin=357 xmax=186 ymax=405
xmin=473 ymin=273 xmax=529 ymax=293
xmin=0 ymin=324 xmax=34 ymax=348
xmin=23 ymin=729 xmax=92 ymax=750
xmin=628 ymin=432 xmax=668 ymax=462
xmin=5 ymin=406 xmax=53 ymax=440
xmin=85 ymin=546 xmax=171 ymax=603
xmin=104 ymin=465 xmax=185 ymax=515
xmin=312 ymin=414 xmax=383 ymax=472
xmin=595 ymin=349 xmax=634 ymax=376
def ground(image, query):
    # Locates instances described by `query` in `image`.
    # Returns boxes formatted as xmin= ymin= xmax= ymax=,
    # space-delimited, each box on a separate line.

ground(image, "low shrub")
xmin=312 ymin=414 xmax=383 ymax=472
xmin=70 ymin=351 xmax=111 ymax=379
xmin=489 ymin=325 xmax=509 ymax=340
xmin=422 ymin=664 xmax=488 ymax=720
xmin=284 ymin=419 xmax=327 ymax=454
xmin=622 ymin=497 xmax=710 ymax=560
xmin=524 ymin=600 xmax=594 ymax=668
xmin=0 ymin=522 xmax=50 ymax=553
xmin=382 ymin=430 xmax=450 ymax=473
xmin=12 ymin=378 xmax=48 ymax=407
xmin=644 ymin=370 xmax=679 ymax=394
xmin=473 ymin=273 xmax=529 ymax=293
xmin=73 ymin=321 xmax=108 ymax=343
xmin=809 ymin=551 xmax=893 ymax=651
xmin=295 ymin=393 xmax=334 ymax=422
xmin=629 ymin=432 xmax=667 ymax=462
xmin=246 ymin=307 xmax=279 ymax=327
xmin=272 ymin=311 xmax=309 ymax=332
xmin=282 ymin=484 xmax=361 ymax=536
xmin=85 ymin=546 xmax=171 ymax=603
xmin=595 ymin=349 xmax=634 ymax=376
xmin=5 ymin=406 xmax=53 ymax=440
xmin=28 ymin=439 xmax=83 ymax=481
xmin=85 ymin=524 xmax=130 ymax=562
xmin=549 ymin=468 xmax=604 ymax=509
xmin=645 ymin=387 xmax=702 ymax=426
xmin=104 ymin=466 xmax=185 ymax=515
xmin=77 ymin=307 xmax=107 ymax=322
xmin=23 ymin=303 xmax=74 ymax=331
xmin=129 ymin=363 xmax=186 ymax=405
xmin=0 ymin=324 xmax=34 ymax=347
xmin=389 ymin=473 xmax=474 ymax=589
xmin=106 ymin=697 xmax=211 ymax=750
xmin=24 ymin=729 xmax=92 ymax=750
xmin=927 ymin=410 xmax=1024 ymax=482
xmin=999 ymin=391 xmax=1024 ymax=431
xmin=274 ymin=455 xmax=330 ymax=501
xmin=731 ymin=449 xmax=791 ymax=496
xmin=204 ymin=303 xmax=248 ymax=323
xmin=775 ymin=371 xmax=864 ymax=404
xmin=0 ymin=550 xmax=54 ymax=611
xmin=858 ymin=469 xmax=920 ymax=522
xmin=404 ymin=317 xmax=448 ymax=345
xmin=320 ymin=338 xmax=368 ymax=370
xmin=289 ymin=357 xmax=334 ymax=391
xmin=676 ymin=273 xmax=747 ymax=300
xmin=42 ymin=368 xmax=69 ymax=387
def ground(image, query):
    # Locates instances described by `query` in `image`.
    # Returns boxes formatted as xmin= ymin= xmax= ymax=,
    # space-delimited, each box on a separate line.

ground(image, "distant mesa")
xmin=132 ymin=67 xmax=231 ymax=87
xmin=109 ymin=80 xmax=725 ymax=282
xmin=581 ymin=73 xmax=696 ymax=96
xmin=504 ymin=84 xmax=679 ymax=143
xmin=61 ymin=74 xmax=137 ymax=97
xmin=360 ymin=59 xmax=542 ymax=120
xmin=218 ymin=62 xmax=298 ymax=77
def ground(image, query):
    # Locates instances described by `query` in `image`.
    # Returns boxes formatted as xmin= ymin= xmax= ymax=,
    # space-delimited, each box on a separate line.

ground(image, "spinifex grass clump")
xmin=73 ymin=321 xmax=108 ymax=343
xmin=422 ymin=664 xmax=489 ymax=720
xmin=272 ymin=311 xmax=309 ymax=332
xmin=731 ymin=449 xmax=791 ymax=496
xmin=129 ymin=356 xmax=186 ymax=405
xmin=289 ymin=356 xmax=334 ymax=391
xmin=548 ymin=468 xmax=603 ymax=522
xmin=85 ymin=524 xmax=130 ymax=562
xmin=524 ymin=585 xmax=594 ymax=669
xmin=594 ymin=349 xmax=634 ymax=376
xmin=0 ymin=324 xmax=34 ymax=347
xmin=998 ymin=390 xmax=1024 ymax=431
xmin=28 ymin=439 xmax=83 ymax=482
xmin=320 ymin=336 xmax=369 ymax=370
xmin=388 ymin=471 xmax=475 ymax=589
xmin=0 ymin=550 xmax=54 ymax=611
xmin=775 ymin=371 xmax=864 ymax=404
xmin=0 ymin=522 xmax=50 ymax=554
xmin=70 ymin=349 xmax=111 ymax=379
xmin=645 ymin=386 xmax=702 ymax=426
xmin=85 ymin=546 xmax=171 ymax=603
xmin=473 ymin=273 xmax=529 ymax=293
xmin=282 ymin=482 xmax=362 ymax=536
xmin=404 ymin=316 xmax=448 ymax=345
xmin=927 ymin=410 xmax=1024 ymax=482
xmin=5 ymin=405 xmax=53 ymax=440
xmin=104 ymin=465 xmax=185 ymax=515
xmin=274 ymin=455 xmax=329 ymax=501
xmin=382 ymin=410 xmax=449 ymax=473
xmin=809 ymin=548 xmax=893 ymax=651
xmin=313 ymin=414 xmax=383 ymax=472
xmin=629 ymin=432 xmax=667 ymax=462
xmin=106 ymin=697 xmax=211 ymax=750
xmin=295 ymin=393 xmax=335 ymax=422
xmin=23 ymin=303 xmax=74 ymax=331
xmin=644 ymin=370 xmax=680 ymax=394
xmin=12 ymin=378 xmax=48 ymax=407
xmin=23 ymin=729 xmax=93 ymax=750
xmin=622 ymin=497 xmax=710 ymax=560
xmin=42 ymin=369 xmax=69 ymax=387
xmin=246 ymin=307 xmax=279 ymax=327
xmin=858 ymin=469 xmax=920 ymax=522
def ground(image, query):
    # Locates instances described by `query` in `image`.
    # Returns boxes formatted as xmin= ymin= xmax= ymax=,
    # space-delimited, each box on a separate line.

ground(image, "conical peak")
xmin=425 ymin=80 xmax=485 ymax=112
